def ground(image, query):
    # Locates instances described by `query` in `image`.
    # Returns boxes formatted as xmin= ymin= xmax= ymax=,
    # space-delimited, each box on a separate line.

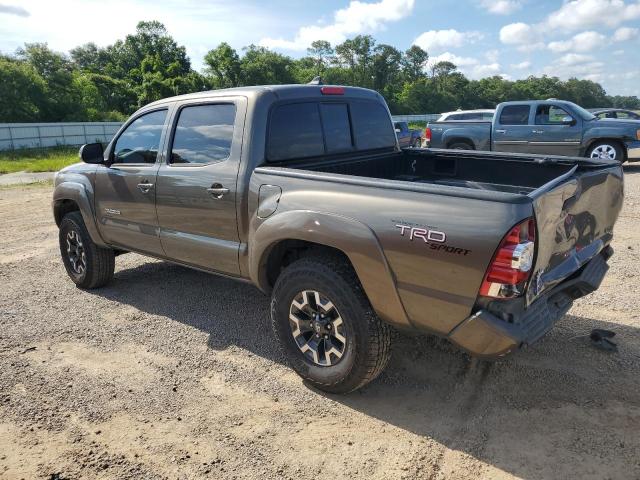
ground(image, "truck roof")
xmin=145 ymin=84 xmax=382 ymax=109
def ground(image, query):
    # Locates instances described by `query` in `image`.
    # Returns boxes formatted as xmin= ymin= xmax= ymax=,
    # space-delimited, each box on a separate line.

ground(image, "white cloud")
xmin=548 ymin=31 xmax=606 ymax=53
xmin=547 ymin=0 xmax=640 ymax=31
xmin=511 ymin=60 xmax=532 ymax=69
xmin=413 ymin=29 xmax=483 ymax=53
xmin=478 ymin=0 xmax=522 ymax=15
xmin=428 ymin=52 xmax=503 ymax=80
xmin=612 ymin=49 xmax=625 ymax=55
xmin=499 ymin=22 xmax=538 ymax=45
xmin=260 ymin=0 xmax=415 ymax=50
xmin=0 ymin=4 xmax=29 ymax=17
xmin=544 ymin=52 xmax=604 ymax=79
xmin=485 ymin=49 xmax=500 ymax=62
xmin=613 ymin=26 xmax=639 ymax=41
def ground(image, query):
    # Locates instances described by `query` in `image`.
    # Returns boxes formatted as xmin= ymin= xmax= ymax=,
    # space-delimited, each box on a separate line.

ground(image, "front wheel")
xmin=271 ymin=253 xmax=391 ymax=393
xmin=59 ymin=212 xmax=115 ymax=289
xmin=587 ymin=142 xmax=623 ymax=162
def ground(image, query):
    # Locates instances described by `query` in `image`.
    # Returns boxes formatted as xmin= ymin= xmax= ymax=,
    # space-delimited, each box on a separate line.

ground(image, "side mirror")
xmin=395 ymin=128 xmax=401 ymax=133
xmin=562 ymin=116 xmax=576 ymax=126
xmin=79 ymin=143 xmax=104 ymax=164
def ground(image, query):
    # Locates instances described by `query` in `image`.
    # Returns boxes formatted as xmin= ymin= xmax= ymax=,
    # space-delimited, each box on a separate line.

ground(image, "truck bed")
xmin=295 ymin=148 xmax=581 ymax=196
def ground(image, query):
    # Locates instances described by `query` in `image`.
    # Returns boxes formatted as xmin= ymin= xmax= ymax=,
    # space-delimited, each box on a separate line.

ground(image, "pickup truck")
xmin=53 ymin=84 xmax=623 ymax=393
xmin=393 ymin=121 xmax=422 ymax=148
xmin=425 ymin=99 xmax=640 ymax=162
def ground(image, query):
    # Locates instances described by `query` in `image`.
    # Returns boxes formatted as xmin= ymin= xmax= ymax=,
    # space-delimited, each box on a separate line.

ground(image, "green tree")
xmin=204 ymin=43 xmax=241 ymax=88
xmin=0 ymin=57 xmax=46 ymax=121
xmin=307 ymin=40 xmax=334 ymax=76
xmin=402 ymin=45 xmax=429 ymax=82
xmin=239 ymin=45 xmax=295 ymax=85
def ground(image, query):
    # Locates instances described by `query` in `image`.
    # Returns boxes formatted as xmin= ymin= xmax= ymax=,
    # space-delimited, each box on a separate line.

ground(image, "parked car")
xmin=393 ymin=121 xmax=422 ymax=147
xmin=438 ymin=109 xmax=495 ymax=121
xmin=425 ymin=99 xmax=640 ymax=162
xmin=53 ymin=84 xmax=623 ymax=393
xmin=589 ymin=108 xmax=640 ymax=121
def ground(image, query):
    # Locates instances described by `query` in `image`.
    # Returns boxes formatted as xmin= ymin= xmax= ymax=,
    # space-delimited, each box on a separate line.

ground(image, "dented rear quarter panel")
xmin=247 ymin=169 xmax=534 ymax=336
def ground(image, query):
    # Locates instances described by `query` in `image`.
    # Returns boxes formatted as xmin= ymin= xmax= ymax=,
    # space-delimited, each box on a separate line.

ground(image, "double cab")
xmin=426 ymin=99 xmax=640 ymax=162
xmin=53 ymin=85 xmax=623 ymax=393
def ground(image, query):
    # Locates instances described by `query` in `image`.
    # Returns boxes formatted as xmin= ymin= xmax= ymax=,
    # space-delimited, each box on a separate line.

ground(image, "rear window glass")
xmin=321 ymin=103 xmax=352 ymax=153
xmin=267 ymin=99 xmax=394 ymax=162
xmin=499 ymin=105 xmax=530 ymax=125
xmin=267 ymin=103 xmax=324 ymax=161
xmin=351 ymin=101 xmax=396 ymax=150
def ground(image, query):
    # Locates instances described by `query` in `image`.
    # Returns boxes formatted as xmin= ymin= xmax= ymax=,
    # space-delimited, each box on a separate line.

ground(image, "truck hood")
xmin=594 ymin=118 xmax=640 ymax=128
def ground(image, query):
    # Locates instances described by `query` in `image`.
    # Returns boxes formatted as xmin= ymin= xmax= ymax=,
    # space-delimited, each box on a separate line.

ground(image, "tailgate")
xmin=526 ymin=162 xmax=623 ymax=305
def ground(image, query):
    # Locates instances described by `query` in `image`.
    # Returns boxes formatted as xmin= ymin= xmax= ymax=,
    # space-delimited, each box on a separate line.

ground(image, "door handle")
xmin=207 ymin=184 xmax=230 ymax=199
xmin=137 ymin=182 xmax=154 ymax=193
xmin=495 ymin=129 xmax=506 ymax=134
xmin=532 ymin=130 xmax=544 ymax=134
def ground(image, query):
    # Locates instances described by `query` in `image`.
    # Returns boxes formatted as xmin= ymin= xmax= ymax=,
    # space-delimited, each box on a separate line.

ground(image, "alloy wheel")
xmin=66 ymin=230 xmax=86 ymax=275
xmin=590 ymin=144 xmax=617 ymax=160
xmin=288 ymin=290 xmax=347 ymax=366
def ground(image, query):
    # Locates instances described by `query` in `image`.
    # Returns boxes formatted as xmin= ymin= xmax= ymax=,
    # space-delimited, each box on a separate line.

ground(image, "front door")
xmin=155 ymin=99 xmax=245 ymax=275
xmin=528 ymin=104 xmax=582 ymax=157
xmin=95 ymin=109 xmax=169 ymax=256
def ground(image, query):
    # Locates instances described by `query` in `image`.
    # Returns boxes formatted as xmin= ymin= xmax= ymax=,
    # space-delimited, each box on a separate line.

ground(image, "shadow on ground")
xmin=90 ymin=260 xmax=640 ymax=480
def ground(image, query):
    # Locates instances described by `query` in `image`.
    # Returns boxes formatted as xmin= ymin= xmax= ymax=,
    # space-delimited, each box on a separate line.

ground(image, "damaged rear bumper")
xmin=448 ymin=246 xmax=612 ymax=358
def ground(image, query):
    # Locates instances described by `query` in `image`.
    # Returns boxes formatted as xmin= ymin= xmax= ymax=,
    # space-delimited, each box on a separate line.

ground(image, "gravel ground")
xmin=1 ymin=166 xmax=639 ymax=480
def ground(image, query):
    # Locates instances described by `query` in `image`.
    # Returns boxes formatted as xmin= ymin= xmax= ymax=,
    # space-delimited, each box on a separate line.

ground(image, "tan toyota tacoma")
xmin=53 ymin=84 xmax=624 ymax=393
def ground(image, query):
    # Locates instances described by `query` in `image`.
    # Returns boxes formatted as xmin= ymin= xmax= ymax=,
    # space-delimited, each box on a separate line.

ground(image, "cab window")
xmin=499 ymin=105 xmax=530 ymax=125
xmin=170 ymin=104 xmax=236 ymax=165
xmin=535 ymin=105 xmax=574 ymax=125
xmin=113 ymin=110 xmax=167 ymax=164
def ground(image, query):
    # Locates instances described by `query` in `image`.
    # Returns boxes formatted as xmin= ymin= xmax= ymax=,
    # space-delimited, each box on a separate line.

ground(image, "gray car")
xmin=53 ymin=85 xmax=623 ymax=393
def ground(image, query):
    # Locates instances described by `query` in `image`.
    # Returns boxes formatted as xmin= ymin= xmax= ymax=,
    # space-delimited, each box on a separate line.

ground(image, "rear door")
xmin=528 ymin=104 xmax=582 ymax=157
xmin=493 ymin=104 xmax=532 ymax=153
xmin=95 ymin=108 xmax=169 ymax=255
xmin=155 ymin=97 xmax=247 ymax=275
xmin=526 ymin=161 xmax=623 ymax=304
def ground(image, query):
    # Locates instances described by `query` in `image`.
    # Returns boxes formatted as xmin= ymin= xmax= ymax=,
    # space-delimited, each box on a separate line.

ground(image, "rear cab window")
xmin=170 ymin=104 xmax=236 ymax=165
xmin=267 ymin=99 xmax=394 ymax=162
xmin=499 ymin=105 xmax=531 ymax=125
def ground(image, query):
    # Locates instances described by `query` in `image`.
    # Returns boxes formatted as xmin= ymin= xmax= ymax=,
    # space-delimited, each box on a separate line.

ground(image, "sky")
xmin=1 ymin=0 xmax=639 ymax=96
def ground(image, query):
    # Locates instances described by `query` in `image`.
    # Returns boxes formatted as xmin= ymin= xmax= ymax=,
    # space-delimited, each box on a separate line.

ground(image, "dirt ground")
xmin=1 ymin=166 xmax=639 ymax=480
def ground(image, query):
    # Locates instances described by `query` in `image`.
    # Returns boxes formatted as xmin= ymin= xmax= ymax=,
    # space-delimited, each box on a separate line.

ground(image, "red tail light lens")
xmin=479 ymin=218 xmax=536 ymax=299
xmin=424 ymin=127 xmax=432 ymax=142
xmin=320 ymin=86 xmax=344 ymax=95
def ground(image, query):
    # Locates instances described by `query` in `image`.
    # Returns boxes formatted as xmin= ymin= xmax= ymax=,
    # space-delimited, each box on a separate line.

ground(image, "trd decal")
xmin=396 ymin=224 xmax=446 ymax=243
xmin=395 ymin=223 xmax=471 ymax=256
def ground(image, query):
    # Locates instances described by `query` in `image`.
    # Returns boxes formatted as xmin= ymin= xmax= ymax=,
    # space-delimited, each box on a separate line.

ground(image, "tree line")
xmin=1 ymin=20 xmax=638 ymax=123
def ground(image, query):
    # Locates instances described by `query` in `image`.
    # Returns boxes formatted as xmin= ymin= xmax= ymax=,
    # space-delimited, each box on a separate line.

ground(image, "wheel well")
xmin=585 ymin=138 xmax=626 ymax=159
xmin=262 ymin=240 xmax=351 ymax=292
xmin=446 ymin=137 xmax=474 ymax=149
xmin=54 ymin=199 xmax=80 ymax=226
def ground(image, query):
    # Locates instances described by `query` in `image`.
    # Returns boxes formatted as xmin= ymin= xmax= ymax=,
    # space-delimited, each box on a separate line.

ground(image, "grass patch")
xmin=0 ymin=146 xmax=79 ymax=174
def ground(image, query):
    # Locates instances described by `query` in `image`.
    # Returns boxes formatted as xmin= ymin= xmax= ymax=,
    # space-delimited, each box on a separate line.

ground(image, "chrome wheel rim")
xmin=590 ymin=144 xmax=617 ymax=160
xmin=66 ymin=230 xmax=86 ymax=275
xmin=289 ymin=290 xmax=347 ymax=367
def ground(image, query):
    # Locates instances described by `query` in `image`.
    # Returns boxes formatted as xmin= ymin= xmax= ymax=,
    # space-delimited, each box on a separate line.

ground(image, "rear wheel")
xmin=448 ymin=142 xmax=473 ymax=150
xmin=59 ymin=212 xmax=115 ymax=289
xmin=271 ymin=253 xmax=391 ymax=393
xmin=587 ymin=142 xmax=623 ymax=162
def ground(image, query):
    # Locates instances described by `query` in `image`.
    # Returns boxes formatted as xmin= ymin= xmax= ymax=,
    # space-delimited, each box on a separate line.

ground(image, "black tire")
xmin=59 ymin=211 xmax=115 ymax=289
xmin=586 ymin=141 xmax=624 ymax=163
xmin=271 ymin=252 xmax=391 ymax=393
xmin=448 ymin=142 xmax=474 ymax=150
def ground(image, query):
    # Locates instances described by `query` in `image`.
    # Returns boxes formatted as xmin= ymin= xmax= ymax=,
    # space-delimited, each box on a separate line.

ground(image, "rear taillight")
xmin=479 ymin=218 xmax=536 ymax=299
xmin=424 ymin=127 xmax=432 ymax=143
